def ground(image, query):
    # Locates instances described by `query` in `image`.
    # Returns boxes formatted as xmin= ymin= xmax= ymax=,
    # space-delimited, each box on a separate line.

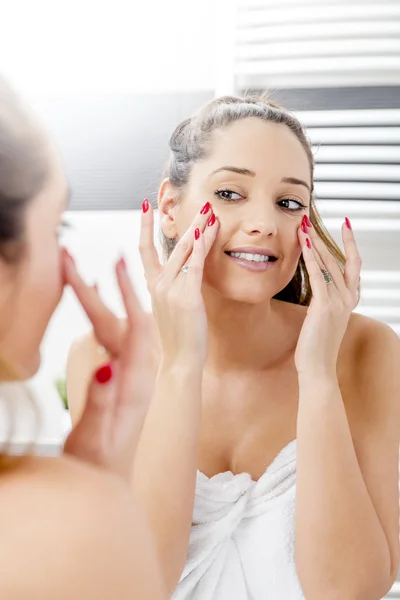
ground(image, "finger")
xmin=115 ymin=256 xmax=145 ymax=370
xmin=163 ymin=202 xmax=213 ymax=285
xmin=139 ymin=198 xmax=162 ymax=285
xmin=63 ymin=252 xmax=123 ymax=355
xmin=185 ymin=227 xmax=206 ymax=293
xmin=203 ymin=213 xmax=220 ymax=257
xmin=305 ymin=225 xmax=347 ymax=295
xmin=342 ymin=218 xmax=362 ymax=294
xmin=115 ymin=256 xmax=143 ymax=326
xmin=299 ymin=234 xmax=329 ymax=303
xmin=64 ymin=362 xmax=117 ymax=464
xmin=112 ymin=270 xmax=154 ymax=454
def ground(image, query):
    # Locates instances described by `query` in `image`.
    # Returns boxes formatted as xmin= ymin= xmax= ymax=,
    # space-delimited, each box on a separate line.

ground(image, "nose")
xmin=243 ymin=199 xmax=278 ymax=238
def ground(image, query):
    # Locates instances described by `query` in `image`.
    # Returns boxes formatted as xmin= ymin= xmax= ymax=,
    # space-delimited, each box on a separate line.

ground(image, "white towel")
xmin=172 ymin=440 xmax=305 ymax=599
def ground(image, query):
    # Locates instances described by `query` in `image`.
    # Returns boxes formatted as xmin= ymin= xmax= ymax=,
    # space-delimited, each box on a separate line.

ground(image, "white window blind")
xmin=215 ymin=0 xmax=400 ymax=341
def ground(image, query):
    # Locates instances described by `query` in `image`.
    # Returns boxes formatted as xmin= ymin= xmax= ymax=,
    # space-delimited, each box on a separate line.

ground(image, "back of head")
xmin=0 ymin=78 xmax=48 ymax=265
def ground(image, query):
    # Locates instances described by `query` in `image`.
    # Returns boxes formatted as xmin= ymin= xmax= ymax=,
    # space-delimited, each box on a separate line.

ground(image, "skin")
xmin=0 ymin=143 xmax=165 ymax=599
xmin=0 ymin=150 xmax=65 ymax=378
xmin=68 ymin=118 xmax=400 ymax=598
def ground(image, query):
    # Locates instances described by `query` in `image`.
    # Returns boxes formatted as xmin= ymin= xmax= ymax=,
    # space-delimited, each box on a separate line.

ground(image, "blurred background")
xmin=1 ymin=2 xmax=400 ymax=590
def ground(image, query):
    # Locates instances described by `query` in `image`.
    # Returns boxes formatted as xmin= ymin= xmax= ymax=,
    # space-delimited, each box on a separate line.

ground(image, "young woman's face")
xmin=164 ymin=118 xmax=312 ymax=304
xmin=0 ymin=151 xmax=68 ymax=378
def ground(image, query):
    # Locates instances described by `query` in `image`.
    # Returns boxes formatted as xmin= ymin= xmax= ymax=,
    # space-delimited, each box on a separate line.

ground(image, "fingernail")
xmin=200 ymin=202 xmax=211 ymax=215
xmin=142 ymin=198 xmax=149 ymax=213
xmin=345 ymin=217 xmax=352 ymax=230
xmin=305 ymin=215 xmax=312 ymax=227
xmin=301 ymin=220 xmax=308 ymax=233
xmin=208 ymin=214 xmax=216 ymax=227
xmin=64 ymin=248 xmax=75 ymax=264
xmin=306 ymin=238 xmax=311 ymax=249
xmin=194 ymin=228 xmax=200 ymax=240
xmin=118 ymin=256 xmax=127 ymax=270
xmin=95 ymin=364 xmax=113 ymax=384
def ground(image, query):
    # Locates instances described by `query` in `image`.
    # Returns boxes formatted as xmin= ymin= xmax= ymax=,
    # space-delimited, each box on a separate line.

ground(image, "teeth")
xmin=229 ymin=252 xmax=271 ymax=262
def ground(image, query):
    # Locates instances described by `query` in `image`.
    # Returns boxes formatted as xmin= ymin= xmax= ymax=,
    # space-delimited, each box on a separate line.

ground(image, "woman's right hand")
xmin=139 ymin=199 xmax=219 ymax=370
xmin=62 ymin=252 xmax=154 ymax=481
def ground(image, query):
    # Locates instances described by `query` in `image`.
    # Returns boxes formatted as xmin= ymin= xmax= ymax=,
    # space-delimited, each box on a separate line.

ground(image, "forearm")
xmin=295 ymin=375 xmax=392 ymax=600
xmin=132 ymin=362 xmax=202 ymax=595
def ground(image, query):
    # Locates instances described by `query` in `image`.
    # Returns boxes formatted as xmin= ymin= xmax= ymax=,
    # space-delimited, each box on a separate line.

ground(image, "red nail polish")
xmin=142 ymin=198 xmax=149 ymax=213
xmin=208 ymin=214 xmax=216 ymax=227
xmin=64 ymin=248 xmax=75 ymax=264
xmin=305 ymin=215 xmax=312 ymax=227
xmin=301 ymin=221 xmax=308 ymax=233
xmin=95 ymin=364 xmax=113 ymax=384
xmin=200 ymin=202 xmax=211 ymax=215
xmin=345 ymin=217 xmax=352 ymax=230
xmin=306 ymin=238 xmax=311 ymax=249
xmin=194 ymin=228 xmax=200 ymax=240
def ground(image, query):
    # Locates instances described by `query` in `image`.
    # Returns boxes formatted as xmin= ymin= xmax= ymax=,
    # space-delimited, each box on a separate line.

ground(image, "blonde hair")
xmin=161 ymin=93 xmax=354 ymax=306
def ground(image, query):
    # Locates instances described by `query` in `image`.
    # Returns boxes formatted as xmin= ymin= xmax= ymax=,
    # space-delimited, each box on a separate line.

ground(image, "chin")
xmin=205 ymin=278 xmax=276 ymax=305
xmin=226 ymin=289 xmax=273 ymax=305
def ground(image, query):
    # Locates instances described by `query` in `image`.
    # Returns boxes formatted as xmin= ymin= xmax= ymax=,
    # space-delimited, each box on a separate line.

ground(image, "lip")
xmin=225 ymin=246 xmax=278 ymax=259
xmin=225 ymin=247 xmax=278 ymax=273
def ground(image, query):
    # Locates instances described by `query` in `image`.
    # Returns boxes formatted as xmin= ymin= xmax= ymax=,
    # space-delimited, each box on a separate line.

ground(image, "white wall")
xmin=0 ymin=0 xmax=219 ymax=96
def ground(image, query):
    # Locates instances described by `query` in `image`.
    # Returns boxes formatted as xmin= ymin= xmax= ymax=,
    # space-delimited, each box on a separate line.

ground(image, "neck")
xmin=203 ymin=286 xmax=291 ymax=373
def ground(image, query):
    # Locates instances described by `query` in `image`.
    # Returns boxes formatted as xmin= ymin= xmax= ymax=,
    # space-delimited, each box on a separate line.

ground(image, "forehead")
xmin=26 ymin=151 xmax=68 ymax=227
xmin=195 ymin=118 xmax=311 ymax=182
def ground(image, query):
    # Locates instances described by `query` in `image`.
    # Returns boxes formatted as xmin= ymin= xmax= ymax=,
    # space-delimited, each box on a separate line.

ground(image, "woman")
xmin=68 ymin=95 xmax=400 ymax=599
xmin=0 ymin=79 xmax=166 ymax=599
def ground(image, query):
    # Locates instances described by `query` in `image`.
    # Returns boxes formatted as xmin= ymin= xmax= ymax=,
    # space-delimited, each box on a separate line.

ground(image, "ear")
xmin=158 ymin=177 xmax=179 ymax=240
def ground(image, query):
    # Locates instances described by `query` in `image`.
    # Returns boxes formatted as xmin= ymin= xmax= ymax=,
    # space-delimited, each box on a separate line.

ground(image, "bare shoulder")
xmin=66 ymin=329 xmax=108 ymax=422
xmin=68 ymin=312 xmax=156 ymax=368
xmin=0 ymin=455 xmax=164 ymax=600
xmin=339 ymin=313 xmax=400 ymax=435
xmin=67 ymin=314 xmax=159 ymax=423
xmin=341 ymin=311 xmax=399 ymax=377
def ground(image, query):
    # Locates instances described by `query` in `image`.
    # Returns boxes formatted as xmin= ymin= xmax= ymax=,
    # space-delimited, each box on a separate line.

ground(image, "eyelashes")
xmin=214 ymin=189 xmax=307 ymax=212
xmin=57 ymin=217 xmax=73 ymax=238
xmin=214 ymin=189 xmax=242 ymax=202
xmin=278 ymin=198 xmax=307 ymax=211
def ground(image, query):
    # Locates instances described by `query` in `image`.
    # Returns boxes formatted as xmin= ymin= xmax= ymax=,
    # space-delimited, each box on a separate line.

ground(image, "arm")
xmin=132 ymin=363 xmax=203 ymax=596
xmin=66 ymin=329 xmax=197 ymax=595
xmin=296 ymin=318 xmax=400 ymax=600
xmin=0 ymin=456 xmax=166 ymax=600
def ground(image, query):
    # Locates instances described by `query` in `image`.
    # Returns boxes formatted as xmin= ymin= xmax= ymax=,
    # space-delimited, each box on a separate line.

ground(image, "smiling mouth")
xmin=225 ymin=251 xmax=278 ymax=263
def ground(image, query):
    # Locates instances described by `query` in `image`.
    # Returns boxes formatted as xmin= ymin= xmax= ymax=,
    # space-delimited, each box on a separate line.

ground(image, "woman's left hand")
xmin=295 ymin=217 xmax=362 ymax=378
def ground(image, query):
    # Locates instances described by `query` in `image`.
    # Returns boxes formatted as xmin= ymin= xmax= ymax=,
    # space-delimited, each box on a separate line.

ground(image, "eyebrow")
xmin=209 ymin=167 xmax=311 ymax=193
xmin=281 ymin=176 xmax=311 ymax=193
xmin=210 ymin=166 xmax=255 ymax=177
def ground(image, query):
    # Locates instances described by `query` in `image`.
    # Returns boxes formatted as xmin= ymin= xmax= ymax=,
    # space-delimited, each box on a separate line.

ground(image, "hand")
xmin=62 ymin=252 xmax=154 ymax=481
xmin=295 ymin=217 xmax=362 ymax=378
xmin=139 ymin=199 xmax=219 ymax=370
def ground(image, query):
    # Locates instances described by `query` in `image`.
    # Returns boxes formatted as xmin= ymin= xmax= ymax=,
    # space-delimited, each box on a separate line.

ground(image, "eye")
xmin=57 ymin=218 xmax=72 ymax=239
xmin=278 ymin=198 xmax=306 ymax=212
xmin=214 ymin=189 xmax=243 ymax=202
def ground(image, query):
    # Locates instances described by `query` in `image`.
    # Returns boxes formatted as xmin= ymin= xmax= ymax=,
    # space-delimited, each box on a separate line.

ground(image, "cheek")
xmin=29 ymin=239 xmax=64 ymax=309
xmin=279 ymin=217 xmax=302 ymax=253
